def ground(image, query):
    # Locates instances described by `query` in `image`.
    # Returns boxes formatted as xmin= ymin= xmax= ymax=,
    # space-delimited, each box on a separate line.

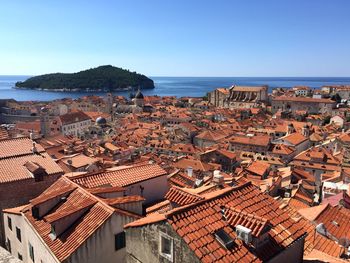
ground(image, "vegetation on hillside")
xmin=15 ymin=65 xmax=154 ymax=91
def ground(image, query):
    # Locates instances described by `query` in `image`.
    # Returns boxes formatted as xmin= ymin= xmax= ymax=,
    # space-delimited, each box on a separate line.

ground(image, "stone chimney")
xmin=302 ymin=124 xmax=310 ymax=137
xmin=213 ymin=170 xmax=224 ymax=187
xmin=287 ymin=123 xmax=295 ymax=135
xmin=186 ymin=166 xmax=193 ymax=177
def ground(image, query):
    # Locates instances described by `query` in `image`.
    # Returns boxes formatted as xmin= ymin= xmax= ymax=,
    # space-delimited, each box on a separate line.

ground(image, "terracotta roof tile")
xmin=104 ymin=195 xmax=145 ymax=205
xmin=127 ymin=182 xmax=307 ymax=262
xmin=165 ymin=186 xmax=203 ymax=206
xmin=70 ymin=163 xmax=167 ymax=188
xmin=0 ymin=137 xmax=45 ymax=159
xmin=0 ymin=152 xmax=63 ymax=183
xmin=230 ymin=135 xmax=270 ymax=147
xmin=23 ymin=178 xmax=114 ymax=262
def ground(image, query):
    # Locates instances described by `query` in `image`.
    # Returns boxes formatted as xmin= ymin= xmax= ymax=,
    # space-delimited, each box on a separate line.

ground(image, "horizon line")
xmin=1 ymin=74 xmax=350 ymax=78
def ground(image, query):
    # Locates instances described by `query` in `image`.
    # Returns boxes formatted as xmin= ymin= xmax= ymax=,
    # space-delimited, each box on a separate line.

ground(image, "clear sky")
xmin=1 ymin=0 xmax=350 ymax=76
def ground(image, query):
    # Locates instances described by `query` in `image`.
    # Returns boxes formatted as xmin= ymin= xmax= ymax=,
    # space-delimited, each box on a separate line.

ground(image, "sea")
xmin=1 ymin=76 xmax=350 ymax=101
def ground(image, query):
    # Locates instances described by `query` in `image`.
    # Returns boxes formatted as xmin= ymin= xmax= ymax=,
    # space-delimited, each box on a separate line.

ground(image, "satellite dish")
xmin=67 ymin=159 xmax=73 ymax=165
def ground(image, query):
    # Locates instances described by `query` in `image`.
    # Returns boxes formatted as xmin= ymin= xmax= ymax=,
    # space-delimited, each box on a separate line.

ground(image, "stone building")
xmin=0 ymin=137 xmax=64 ymax=245
xmin=3 ymin=176 xmax=143 ymax=263
xmin=229 ymin=134 xmax=271 ymax=154
xmin=208 ymin=85 xmax=268 ymax=109
xmin=227 ymin=85 xmax=268 ymax=109
xmin=58 ymin=111 xmax=92 ymax=137
xmin=271 ymin=96 xmax=335 ymax=115
xmin=207 ymin=88 xmax=229 ymax=107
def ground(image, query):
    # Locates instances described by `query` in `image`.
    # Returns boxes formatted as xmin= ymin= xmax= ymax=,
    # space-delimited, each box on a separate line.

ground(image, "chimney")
xmin=186 ymin=166 xmax=193 ymax=177
xmin=31 ymin=142 xmax=38 ymax=154
xmin=213 ymin=170 xmax=224 ymax=186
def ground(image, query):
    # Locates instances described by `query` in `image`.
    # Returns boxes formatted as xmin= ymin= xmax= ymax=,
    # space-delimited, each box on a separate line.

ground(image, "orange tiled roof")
xmin=271 ymin=144 xmax=295 ymax=155
xmin=173 ymin=158 xmax=213 ymax=172
xmin=279 ymin=132 xmax=307 ymax=145
xmin=146 ymin=200 xmax=171 ymax=215
xmin=126 ymin=182 xmax=307 ymax=262
xmin=282 ymin=202 xmax=344 ymax=258
xmin=195 ymin=130 xmax=226 ymax=141
xmin=23 ymin=178 xmax=115 ymax=262
xmin=61 ymin=154 xmax=99 ymax=169
xmin=86 ymin=186 xmax=126 ymax=195
xmin=70 ymin=163 xmax=167 ymax=188
xmin=30 ymin=179 xmax=77 ymax=205
xmin=59 ymin=111 xmax=91 ymax=125
xmin=224 ymin=207 xmax=270 ymax=237
xmin=0 ymin=152 xmax=63 ymax=183
xmin=0 ymin=137 xmax=45 ymax=159
xmin=168 ymin=171 xmax=196 ymax=188
xmin=0 ymin=127 xmax=9 ymax=140
xmin=245 ymin=161 xmax=270 ymax=177
xmin=230 ymin=135 xmax=270 ymax=147
xmin=314 ymin=205 xmax=350 ymax=241
xmin=105 ymin=195 xmax=145 ymax=205
xmin=231 ymin=85 xmax=267 ymax=92
xmin=165 ymin=186 xmax=203 ymax=206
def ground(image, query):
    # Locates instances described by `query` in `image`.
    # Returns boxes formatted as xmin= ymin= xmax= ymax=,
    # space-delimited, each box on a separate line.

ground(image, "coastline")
xmin=13 ymin=86 xmax=154 ymax=93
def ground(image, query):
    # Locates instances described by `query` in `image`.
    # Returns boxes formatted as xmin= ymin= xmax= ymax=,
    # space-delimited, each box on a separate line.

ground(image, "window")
xmin=18 ymin=253 xmax=23 ymax=260
xmin=16 ymin=227 xmax=21 ymax=242
xmin=6 ymin=238 xmax=11 ymax=253
xmin=7 ymin=216 xmax=12 ymax=230
xmin=159 ymin=232 xmax=173 ymax=261
xmin=29 ymin=242 xmax=34 ymax=262
xmin=114 ymin=232 xmax=126 ymax=251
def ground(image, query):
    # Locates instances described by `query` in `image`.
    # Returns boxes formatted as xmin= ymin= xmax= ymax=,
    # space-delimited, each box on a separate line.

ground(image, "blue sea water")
xmin=1 ymin=76 xmax=350 ymax=101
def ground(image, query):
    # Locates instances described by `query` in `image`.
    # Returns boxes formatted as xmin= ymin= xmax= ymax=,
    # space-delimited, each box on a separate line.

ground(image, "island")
xmin=15 ymin=65 xmax=155 ymax=92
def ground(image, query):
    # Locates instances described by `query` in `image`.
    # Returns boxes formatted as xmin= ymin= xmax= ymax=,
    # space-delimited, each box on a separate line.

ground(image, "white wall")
xmin=125 ymin=175 xmax=169 ymax=205
xmin=3 ymin=212 xmax=59 ymax=263
xmin=4 ymin=211 xmax=138 ymax=263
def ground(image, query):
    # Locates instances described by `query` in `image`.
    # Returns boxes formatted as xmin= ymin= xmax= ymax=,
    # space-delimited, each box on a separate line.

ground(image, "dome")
xmin=96 ymin=116 xmax=107 ymax=126
xmin=135 ymin=90 xmax=144 ymax=99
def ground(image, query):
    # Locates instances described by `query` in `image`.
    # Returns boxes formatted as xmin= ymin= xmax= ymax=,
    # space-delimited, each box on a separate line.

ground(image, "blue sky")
xmin=0 ymin=0 xmax=350 ymax=76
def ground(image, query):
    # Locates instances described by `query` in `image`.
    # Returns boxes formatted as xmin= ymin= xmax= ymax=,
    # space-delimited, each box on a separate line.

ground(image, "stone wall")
xmin=126 ymin=221 xmax=200 ymax=263
xmin=0 ymin=114 xmax=39 ymax=124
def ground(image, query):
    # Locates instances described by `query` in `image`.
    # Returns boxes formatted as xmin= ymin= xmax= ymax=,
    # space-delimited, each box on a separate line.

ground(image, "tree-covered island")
xmin=15 ymin=65 xmax=155 ymax=91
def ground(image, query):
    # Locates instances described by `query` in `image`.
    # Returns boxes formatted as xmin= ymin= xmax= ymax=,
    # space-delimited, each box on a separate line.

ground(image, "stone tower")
xmin=105 ymin=93 xmax=113 ymax=114
xmin=134 ymin=88 xmax=144 ymax=107
xmin=40 ymin=106 xmax=50 ymax=138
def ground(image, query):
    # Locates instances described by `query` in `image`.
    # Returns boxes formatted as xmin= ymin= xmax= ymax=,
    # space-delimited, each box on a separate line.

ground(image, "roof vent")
xmin=186 ymin=166 xmax=193 ymax=177
xmin=215 ymin=229 xmax=235 ymax=249
xmin=235 ymin=225 xmax=252 ymax=244
xmin=316 ymin=223 xmax=327 ymax=236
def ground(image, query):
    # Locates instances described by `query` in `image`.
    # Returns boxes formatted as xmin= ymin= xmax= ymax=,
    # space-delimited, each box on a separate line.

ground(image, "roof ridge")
xmin=313 ymin=203 xmax=330 ymax=221
xmin=69 ymin=163 xmax=160 ymax=180
xmin=164 ymin=182 xmax=252 ymax=218
xmin=166 ymin=186 xmax=204 ymax=199
xmin=63 ymin=176 xmax=115 ymax=214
